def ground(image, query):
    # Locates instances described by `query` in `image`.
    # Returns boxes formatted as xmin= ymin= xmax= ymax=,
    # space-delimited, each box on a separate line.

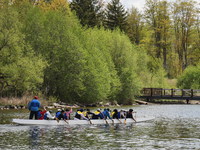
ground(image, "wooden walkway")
xmin=139 ymin=88 xmax=200 ymax=103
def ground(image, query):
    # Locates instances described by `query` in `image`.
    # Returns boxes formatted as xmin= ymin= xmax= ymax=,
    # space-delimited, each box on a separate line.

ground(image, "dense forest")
xmin=0 ymin=0 xmax=199 ymax=104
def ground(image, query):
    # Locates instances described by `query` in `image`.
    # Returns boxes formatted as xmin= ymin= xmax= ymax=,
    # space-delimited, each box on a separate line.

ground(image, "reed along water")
xmin=1 ymin=105 xmax=200 ymax=149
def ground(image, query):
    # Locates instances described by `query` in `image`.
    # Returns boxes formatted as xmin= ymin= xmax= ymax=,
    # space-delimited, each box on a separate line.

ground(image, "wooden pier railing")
xmin=140 ymin=88 xmax=200 ymax=103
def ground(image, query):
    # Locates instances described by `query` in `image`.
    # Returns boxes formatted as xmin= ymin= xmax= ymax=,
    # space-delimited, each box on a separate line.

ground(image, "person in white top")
xmin=44 ymin=110 xmax=55 ymax=120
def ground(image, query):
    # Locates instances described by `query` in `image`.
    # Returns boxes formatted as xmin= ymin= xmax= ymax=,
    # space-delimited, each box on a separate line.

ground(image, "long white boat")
xmin=12 ymin=117 xmax=154 ymax=125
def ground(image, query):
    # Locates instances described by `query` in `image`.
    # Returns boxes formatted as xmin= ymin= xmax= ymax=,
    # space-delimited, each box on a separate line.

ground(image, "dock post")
xmin=186 ymin=99 xmax=189 ymax=104
xmin=147 ymin=98 xmax=149 ymax=102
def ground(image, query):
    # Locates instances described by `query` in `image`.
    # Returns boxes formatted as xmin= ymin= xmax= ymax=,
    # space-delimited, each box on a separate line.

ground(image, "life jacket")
xmin=75 ymin=111 xmax=83 ymax=119
xmin=126 ymin=111 xmax=132 ymax=118
xmin=84 ymin=111 xmax=88 ymax=117
xmin=56 ymin=112 xmax=61 ymax=118
xmin=111 ymin=111 xmax=115 ymax=118
xmin=117 ymin=112 xmax=120 ymax=118
xmin=38 ymin=111 xmax=42 ymax=119
xmin=43 ymin=113 xmax=47 ymax=120
xmin=92 ymin=111 xmax=100 ymax=119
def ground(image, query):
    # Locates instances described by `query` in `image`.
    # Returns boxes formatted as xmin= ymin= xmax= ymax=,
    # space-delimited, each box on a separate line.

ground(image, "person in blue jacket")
xmin=29 ymin=96 xmax=41 ymax=120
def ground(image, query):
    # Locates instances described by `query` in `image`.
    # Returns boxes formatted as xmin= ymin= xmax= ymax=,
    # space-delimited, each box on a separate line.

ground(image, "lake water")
xmin=1 ymin=105 xmax=200 ymax=149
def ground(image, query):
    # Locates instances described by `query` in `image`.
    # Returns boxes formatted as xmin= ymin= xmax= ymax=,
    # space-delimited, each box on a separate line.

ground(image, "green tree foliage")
xmin=70 ymin=0 xmax=104 ymax=28
xmin=0 ymin=3 xmax=46 ymax=97
xmin=127 ymin=6 xmax=144 ymax=45
xmin=104 ymin=0 xmax=128 ymax=32
xmin=171 ymin=0 xmax=196 ymax=74
xmin=177 ymin=65 xmax=200 ymax=89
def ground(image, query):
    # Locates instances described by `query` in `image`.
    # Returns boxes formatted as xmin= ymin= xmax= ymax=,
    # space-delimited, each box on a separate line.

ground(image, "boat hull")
xmin=12 ymin=118 xmax=154 ymax=125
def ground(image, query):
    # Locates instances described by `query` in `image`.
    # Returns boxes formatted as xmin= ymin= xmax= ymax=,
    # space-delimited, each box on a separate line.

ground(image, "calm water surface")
xmin=1 ymin=105 xmax=200 ymax=149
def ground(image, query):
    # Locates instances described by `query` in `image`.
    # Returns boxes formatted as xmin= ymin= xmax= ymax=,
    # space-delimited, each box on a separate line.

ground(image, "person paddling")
xmin=74 ymin=108 xmax=89 ymax=120
xmin=103 ymin=108 xmax=112 ymax=120
xmin=29 ymin=96 xmax=41 ymax=120
xmin=43 ymin=110 xmax=55 ymax=120
xmin=112 ymin=109 xmax=122 ymax=123
xmin=84 ymin=109 xmax=93 ymax=119
xmin=56 ymin=109 xmax=61 ymax=118
xmin=92 ymin=109 xmax=104 ymax=119
xmin=38 ymin=107 xmax=47 ymax=120
xmin=126 ymin=109 xmax=137 ymax=122
xmin=57 ymin=110 xmax=67 ymax=121
xmin=64 ymin=108 xmax=73 ymax=120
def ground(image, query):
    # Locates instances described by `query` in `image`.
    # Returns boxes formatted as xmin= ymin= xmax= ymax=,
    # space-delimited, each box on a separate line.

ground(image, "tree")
xmin=104 ymin=0 xmax=128 ymax=32
xmin=127 ymin=6 xmax=144 ymax=45
xmin=0 ymin=4 xmax=46 ymax=97
xmin=70 ymin=0 xmax=104 ymax=28
xmin=171 ymin=0 xmax=196 ymax=74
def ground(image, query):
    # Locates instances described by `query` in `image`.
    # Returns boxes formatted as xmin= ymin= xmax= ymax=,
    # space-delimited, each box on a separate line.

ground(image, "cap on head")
xmin=61 ymin=110 xmax=65 ymax=113
xmin=35 ymin=96 xmax=38 ymax=99
xmin=49 ymin=110 xmax=52 ymax=113
xmin=65 ymin=109 xmax=69 ymax=111
xmin=80 ymin=108 xmax=84 ymax=112
xmin=57 ymin=109 xmax=61 ymax=111
xmin=97 ymin=108 xmax=101 ymax=112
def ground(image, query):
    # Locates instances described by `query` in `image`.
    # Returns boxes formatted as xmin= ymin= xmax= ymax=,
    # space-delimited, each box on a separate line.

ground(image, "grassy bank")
xmin=0 ymin=95 xmax=49 ymax=107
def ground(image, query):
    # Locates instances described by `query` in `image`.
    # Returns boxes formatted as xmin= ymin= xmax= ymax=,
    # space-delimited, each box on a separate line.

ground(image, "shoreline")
xmin=1 ymin=99 xmax=199 ymax=110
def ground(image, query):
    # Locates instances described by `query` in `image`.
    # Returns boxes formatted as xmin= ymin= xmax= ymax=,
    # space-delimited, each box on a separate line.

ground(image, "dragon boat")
xmin=12 ymin=117 xmax=154 ymax=125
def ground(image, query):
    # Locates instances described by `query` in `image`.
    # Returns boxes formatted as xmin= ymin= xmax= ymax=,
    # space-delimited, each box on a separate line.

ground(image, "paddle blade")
xmin=55 ymin=117 xmax=59 ymax=123
xmin=90 ymin=120 xmax=92 ymax=124
xmin=105 ymin=120 xmax=108 ymax=124
xmin=124 ymin=119 xmax=127 ymax=124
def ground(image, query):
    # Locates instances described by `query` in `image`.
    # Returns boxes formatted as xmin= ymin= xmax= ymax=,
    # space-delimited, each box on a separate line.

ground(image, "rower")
xmin=84 ymin=109 xmax=93 ymax=119
xmin=120 ymin=109 xmax=126 ymax=119
xmin=55 ymin=109 xmax=61 ymax=118
xmin=112 ymin=109 xmax=122 ymax=123
xmin=126 ymin=109 xmax=136 ymax=122
xmin=64 ymin=108 xmax=73 ymax=120
xmin=74 ymin=108 xmax=89 ymax=120
xmin=57 ymin=110 xmax=66 ymax=120
xmin=38 ymin=107 xmax=47 ymax=120
xmin=43 ymin=110 xmax=55 ymax=120
xmin=103 ymin=108 xmax=112 ymax=119
xmin=92 ymin=108 xmax=104 ymax=119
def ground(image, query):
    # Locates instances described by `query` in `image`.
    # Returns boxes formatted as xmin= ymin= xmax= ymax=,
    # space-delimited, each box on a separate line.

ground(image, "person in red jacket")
xmin=38 ymin=107 xmax=47 ymax=120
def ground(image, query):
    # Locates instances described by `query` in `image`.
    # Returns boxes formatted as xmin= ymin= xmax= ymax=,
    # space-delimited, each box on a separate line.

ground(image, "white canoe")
xmin=12 ymin=117 xmax=154 ymax=125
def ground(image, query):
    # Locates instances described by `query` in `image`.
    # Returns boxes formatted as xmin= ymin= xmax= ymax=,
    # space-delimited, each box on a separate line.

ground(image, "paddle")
xmin=87 ymin=113 xmax=92 ymax=124
xmin=124 ymin=118 xmax=127 ymax=124
xmin=64 ymin=119 xmax=69 ymax=124
xmin=101 ymin=110 xmax=108 ymax=124
xmin=55 ymin=117 xmax=59 ymax=123
xmin=11 ymin=110 xmax=30 ymax=125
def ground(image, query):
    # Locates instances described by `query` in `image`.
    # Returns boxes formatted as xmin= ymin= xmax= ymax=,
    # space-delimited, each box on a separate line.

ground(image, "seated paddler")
xmin=103 ymin=108 xmax=112 ymax=119
xmin=74 ymin=108 xmax=89 ymax=120
xmin=84 ymin=109 xmax=94 ymax=119
xmin=64 ymin=107 xmax=73 ymax=120
xmin=92 ymin=108 xmax=104 ymax=119
xmin=126 ymin=109 xmax=137 ymax=122
xmin=43 ymin=110 xmax=55 ymax=120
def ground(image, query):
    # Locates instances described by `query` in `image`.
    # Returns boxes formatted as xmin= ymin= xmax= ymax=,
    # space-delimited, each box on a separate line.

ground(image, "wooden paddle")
xmin=64 ymin=119 xmax=69 ymax=124
xmin=55 ymin=117 xmax=59 ymax=123
xmin=101 ymin=111 xmax=108 ymax=124
xmin=124 ymin=118 xmax=127 ymax=124
xmin=87 ymin=113 xmax=92 ymax=124
xmin=11 ymin=110 xmax=30 ymax=125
